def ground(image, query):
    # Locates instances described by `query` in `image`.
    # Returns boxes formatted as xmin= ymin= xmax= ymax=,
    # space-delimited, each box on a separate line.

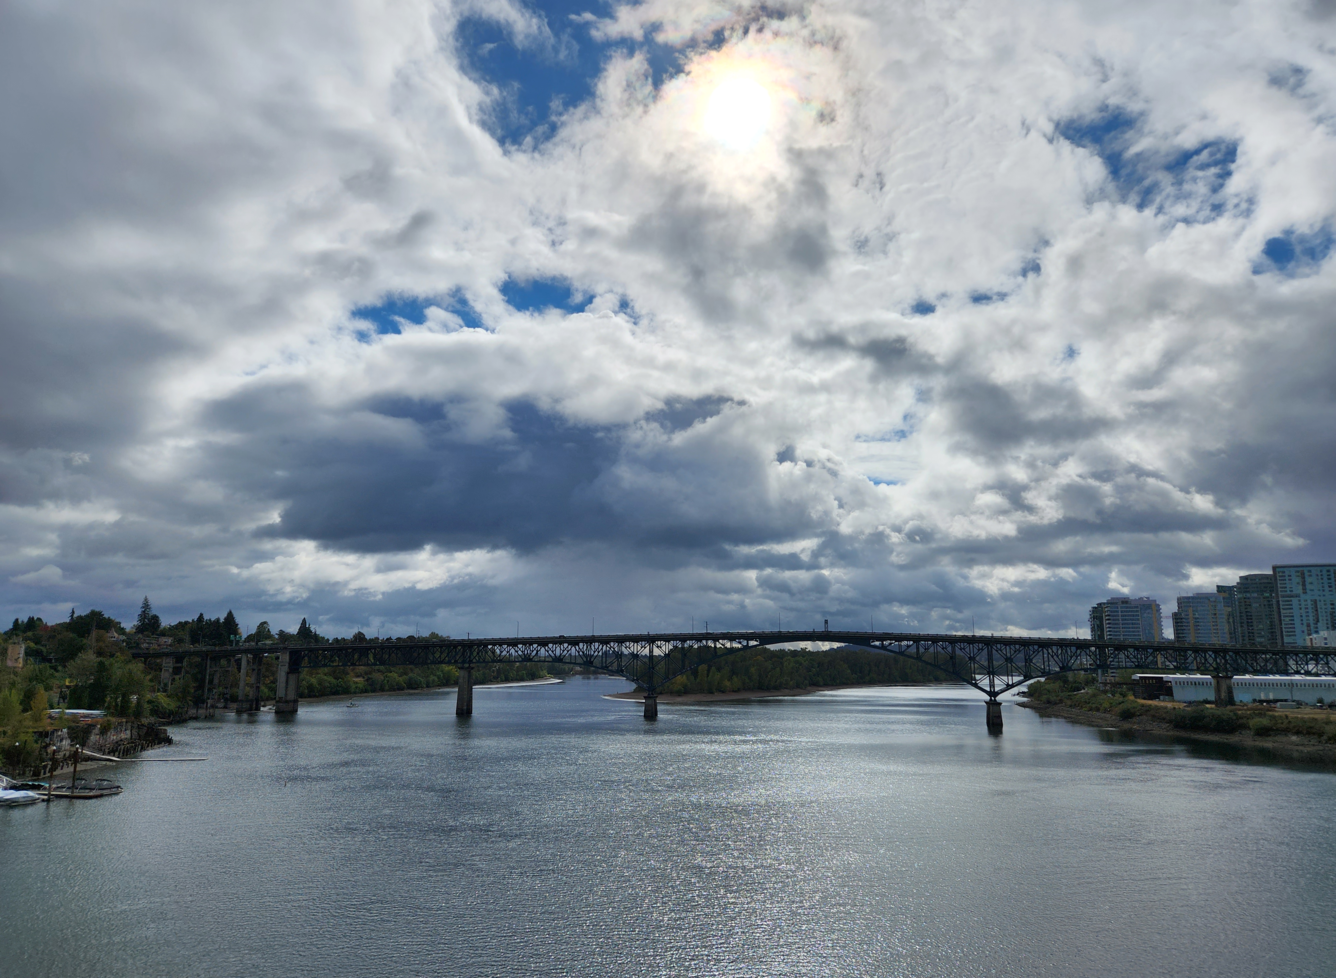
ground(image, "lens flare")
xmin=701 ymin=75 xmax=773 ymax=151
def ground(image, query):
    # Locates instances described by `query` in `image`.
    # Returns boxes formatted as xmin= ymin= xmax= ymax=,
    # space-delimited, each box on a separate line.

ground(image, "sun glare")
xmin=701 ymin=75 xmax=773 ymax=151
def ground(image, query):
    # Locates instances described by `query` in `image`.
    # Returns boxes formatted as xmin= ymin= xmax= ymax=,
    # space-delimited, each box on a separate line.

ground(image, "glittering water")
xmin=4 ymin=677 xmax=1336 ymax=977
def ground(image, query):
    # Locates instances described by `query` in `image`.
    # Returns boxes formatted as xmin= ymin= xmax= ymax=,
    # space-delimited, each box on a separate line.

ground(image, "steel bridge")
xmin=133 ymin=628 xmax=1336 ymax=732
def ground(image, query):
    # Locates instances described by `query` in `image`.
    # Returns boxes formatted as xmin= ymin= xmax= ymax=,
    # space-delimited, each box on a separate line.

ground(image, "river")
xmin=3 ymin=677 xmax=1335 ymax=977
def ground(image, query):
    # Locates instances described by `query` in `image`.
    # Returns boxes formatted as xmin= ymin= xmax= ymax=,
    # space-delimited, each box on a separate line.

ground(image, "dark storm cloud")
xmin=940 ymin=377 xmax=1108 ymax=456
xmin=198 ymin=381 xmax=826 ymax=557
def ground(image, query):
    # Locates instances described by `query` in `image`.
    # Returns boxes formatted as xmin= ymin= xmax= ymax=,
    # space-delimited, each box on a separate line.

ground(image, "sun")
xmin=700 ymin=74 xmax=773 ymax=151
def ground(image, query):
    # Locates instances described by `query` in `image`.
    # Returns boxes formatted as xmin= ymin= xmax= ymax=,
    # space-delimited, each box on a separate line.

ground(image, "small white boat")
xmin=1 ymin=788 xmax=43 ymax=806
xmin=0 ymin=776 xmax=44 ymax=807
xmin=346 ymin=700 xmax=359 ymax=708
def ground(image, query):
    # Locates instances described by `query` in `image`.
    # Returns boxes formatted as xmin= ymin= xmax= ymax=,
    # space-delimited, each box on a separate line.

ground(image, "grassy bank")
xmin=1020 ymin=674 xmax=1336 ymax=764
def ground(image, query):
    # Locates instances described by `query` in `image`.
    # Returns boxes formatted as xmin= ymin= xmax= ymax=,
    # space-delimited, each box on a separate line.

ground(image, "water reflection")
xmin=3 ymin=678 xmax=1335 ymax=978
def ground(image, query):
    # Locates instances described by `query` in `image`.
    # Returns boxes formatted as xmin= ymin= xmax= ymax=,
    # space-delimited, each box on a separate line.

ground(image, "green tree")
xmin=135 ymin=596 xmax=161 ymax=635
xmin=297 ymin=618 xmax=314 ymax=643
xmin=222 ymin=610 xmax=240 ymax=638
xmin=52 ymin=631 xmax=87 ymax=665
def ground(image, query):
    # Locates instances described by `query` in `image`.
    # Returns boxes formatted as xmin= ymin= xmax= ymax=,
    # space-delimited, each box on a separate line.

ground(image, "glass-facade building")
xmin=1089 ymin=597 xmax=1163 ymax=642
xmin=1172 ymin=592 xmax=1232 ymax=644
xmin=1274 ymin=564 xmax=1336 ymax=647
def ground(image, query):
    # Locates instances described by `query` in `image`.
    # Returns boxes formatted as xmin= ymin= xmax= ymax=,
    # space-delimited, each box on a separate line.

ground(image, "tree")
xmin=135 ymin=597 xmax=160 ymax=635
xmin=297 ymin=618 xmax=314 ymax=643
xmin=251 ymin=621 xmax=274 ymax=643
xmin=222 ymin=610 xmax=239 ymax=637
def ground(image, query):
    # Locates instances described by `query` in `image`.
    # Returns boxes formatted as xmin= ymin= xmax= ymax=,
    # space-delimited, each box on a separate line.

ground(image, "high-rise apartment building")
xmin=1274 ymin=564 xmax=1336 ymax=647
xmin=1230 ymin=572 xmax=1282 ymax=647
xmin=1089 ymin=597 xmax=1163 ymax=642
xmin=1172 ymin=592 xmax=1232 ymax=644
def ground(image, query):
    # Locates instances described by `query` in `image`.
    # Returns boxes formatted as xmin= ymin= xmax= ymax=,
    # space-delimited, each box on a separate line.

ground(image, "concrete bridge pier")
xmin=985 ymin=698 xmax=1003 ymax=734
xmin=643 ymin=691 xmax=658 ymax=721
xmin=249 ymin=653 xmax=263 ymax=711
xmin=1213 ymin=674 xmax=1235 ymax=708
xmin=234 ymin=655 xmax=250 ymax=714
xmin=159 ymin=656 xmax=175 ymax=692
xmin=456 ymin=666 xmax=473 ymax=717
xmin=274 ymin=651 xmax=301 ymax=716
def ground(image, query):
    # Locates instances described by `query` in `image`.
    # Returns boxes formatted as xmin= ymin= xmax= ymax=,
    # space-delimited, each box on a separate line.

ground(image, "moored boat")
xmin=0 ymin=774 xmax=45 ymax=806
xmin=0 ymin=787 xmax=44 ymax=806
xmin=46 ymin=777 xmax=123 ymax=799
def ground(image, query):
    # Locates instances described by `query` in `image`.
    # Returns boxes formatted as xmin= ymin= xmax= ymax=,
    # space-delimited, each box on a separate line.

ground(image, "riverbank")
xmin=13 ymin=719 xmax=174 ymax=779
xmin=301 ymin=675 xmax=563 ymax=704
xmin=1018 ymin=681 xmax=1336 ymax=768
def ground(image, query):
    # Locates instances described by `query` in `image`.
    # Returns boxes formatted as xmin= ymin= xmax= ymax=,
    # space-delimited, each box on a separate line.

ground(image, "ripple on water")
xmin=3 ymin=677 xmax=1336 ymax=977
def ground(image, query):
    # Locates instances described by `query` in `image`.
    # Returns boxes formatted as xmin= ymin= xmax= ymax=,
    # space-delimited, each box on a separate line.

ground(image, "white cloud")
xmin=11 ymin=565 xmax=67 ymax=587
xmin=1 ymin=0 xmax=1333 ymax=636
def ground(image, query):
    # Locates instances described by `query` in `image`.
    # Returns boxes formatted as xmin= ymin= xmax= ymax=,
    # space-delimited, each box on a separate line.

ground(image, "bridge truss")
xmin=135 ymin=629 xmax=1336 ymax=729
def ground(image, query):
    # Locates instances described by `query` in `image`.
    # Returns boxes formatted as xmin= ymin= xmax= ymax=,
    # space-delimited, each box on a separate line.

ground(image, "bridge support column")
xmin=985 ymin=699 xmax=1003 ymax=734
xmin=1213 ymin=675 xmax=1235 ymax=708
xmin=250 ymin=653 xmax=263 ymax=711
xmin=159 ymin=656 xmax=175 ymax=692
xmin=643 ymin=692 xmax=657 ymax=721
xmin=235 ymin=654 xmax=250 ymax=714
xmin=456 ymin=666 xmax=473 ymax=717
xmin=274 ymin=651 xmax=301 ymax=716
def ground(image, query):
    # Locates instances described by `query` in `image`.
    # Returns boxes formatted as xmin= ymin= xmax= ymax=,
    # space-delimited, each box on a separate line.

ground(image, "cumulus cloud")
xmin=1 ymin=0 xmax=1333 ymax=637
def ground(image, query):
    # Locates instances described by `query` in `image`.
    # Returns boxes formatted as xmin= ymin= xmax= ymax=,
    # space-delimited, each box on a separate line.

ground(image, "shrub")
xmin=1116 ymin=701 xmax=1143 ymax=720
xmin=1171 ymin=708 xmax=1245 ymax=734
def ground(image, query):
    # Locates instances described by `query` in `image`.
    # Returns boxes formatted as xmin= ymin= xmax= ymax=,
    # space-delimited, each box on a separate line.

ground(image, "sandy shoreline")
xmin=605 ymin=683 xmax=955 ymax=704
xmin=300 ymin=676 xmax=560 ymax=703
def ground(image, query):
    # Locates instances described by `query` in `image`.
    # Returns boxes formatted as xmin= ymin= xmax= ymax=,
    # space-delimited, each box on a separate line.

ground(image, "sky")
xmin=2 ymin=0 xmax=1334 ymax=640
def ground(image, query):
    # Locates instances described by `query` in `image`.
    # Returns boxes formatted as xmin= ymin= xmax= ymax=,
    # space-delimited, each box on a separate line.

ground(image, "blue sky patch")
xmin=352 ymin=289 xmax=487 ymax=339
xmin=352 ymin=294 xmax=433 ymax=336
xmin=455 ymin=1 xmax=685 ymax=148
xmin=909 ymin=299 xmax=937 ymax=316
xmin=970 ymin=291 xmax=1006 ymax=305
xmin=501 ymin=276 xmax=586 ymax=313
xmin=1254 ymin=225 xmax=1335 ymax=277
xmin=1056 ymin=105 xmax=1237 ymax=221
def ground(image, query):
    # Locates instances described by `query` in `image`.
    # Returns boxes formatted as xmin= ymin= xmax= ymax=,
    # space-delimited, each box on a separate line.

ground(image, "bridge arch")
xmin=615 ymin=637 xmax=985 ymax=697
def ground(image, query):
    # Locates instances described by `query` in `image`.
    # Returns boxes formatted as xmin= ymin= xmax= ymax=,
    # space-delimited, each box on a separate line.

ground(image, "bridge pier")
xmin=456 ymin=666 xmax=473 ymax=717
xmin=1213 ymin=674 xmax=1235 ymax=708
xmin=643 ymin=692 xmax=657 ymax=721
xmin=235 ymin=654 xmax=250 ymax=714
xmin=250 ymin=652 xmax=263 ymax=711
xmin=159 ymin=656 xmax=175 ymax=692
xmin=985 ymin=699 xmax=1003 ymax=734
xmin=274 ymin=651 xmax=301 ymax=716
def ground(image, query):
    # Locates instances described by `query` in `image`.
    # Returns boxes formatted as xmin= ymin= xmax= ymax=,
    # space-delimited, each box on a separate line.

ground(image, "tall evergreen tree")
xmin=135 ymin=596 xmax=160 ymax=635
xmin=223 ymin=610 xmax=239 ymax=637
xmin=296 ymin=617 xmax=314 ymax=643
